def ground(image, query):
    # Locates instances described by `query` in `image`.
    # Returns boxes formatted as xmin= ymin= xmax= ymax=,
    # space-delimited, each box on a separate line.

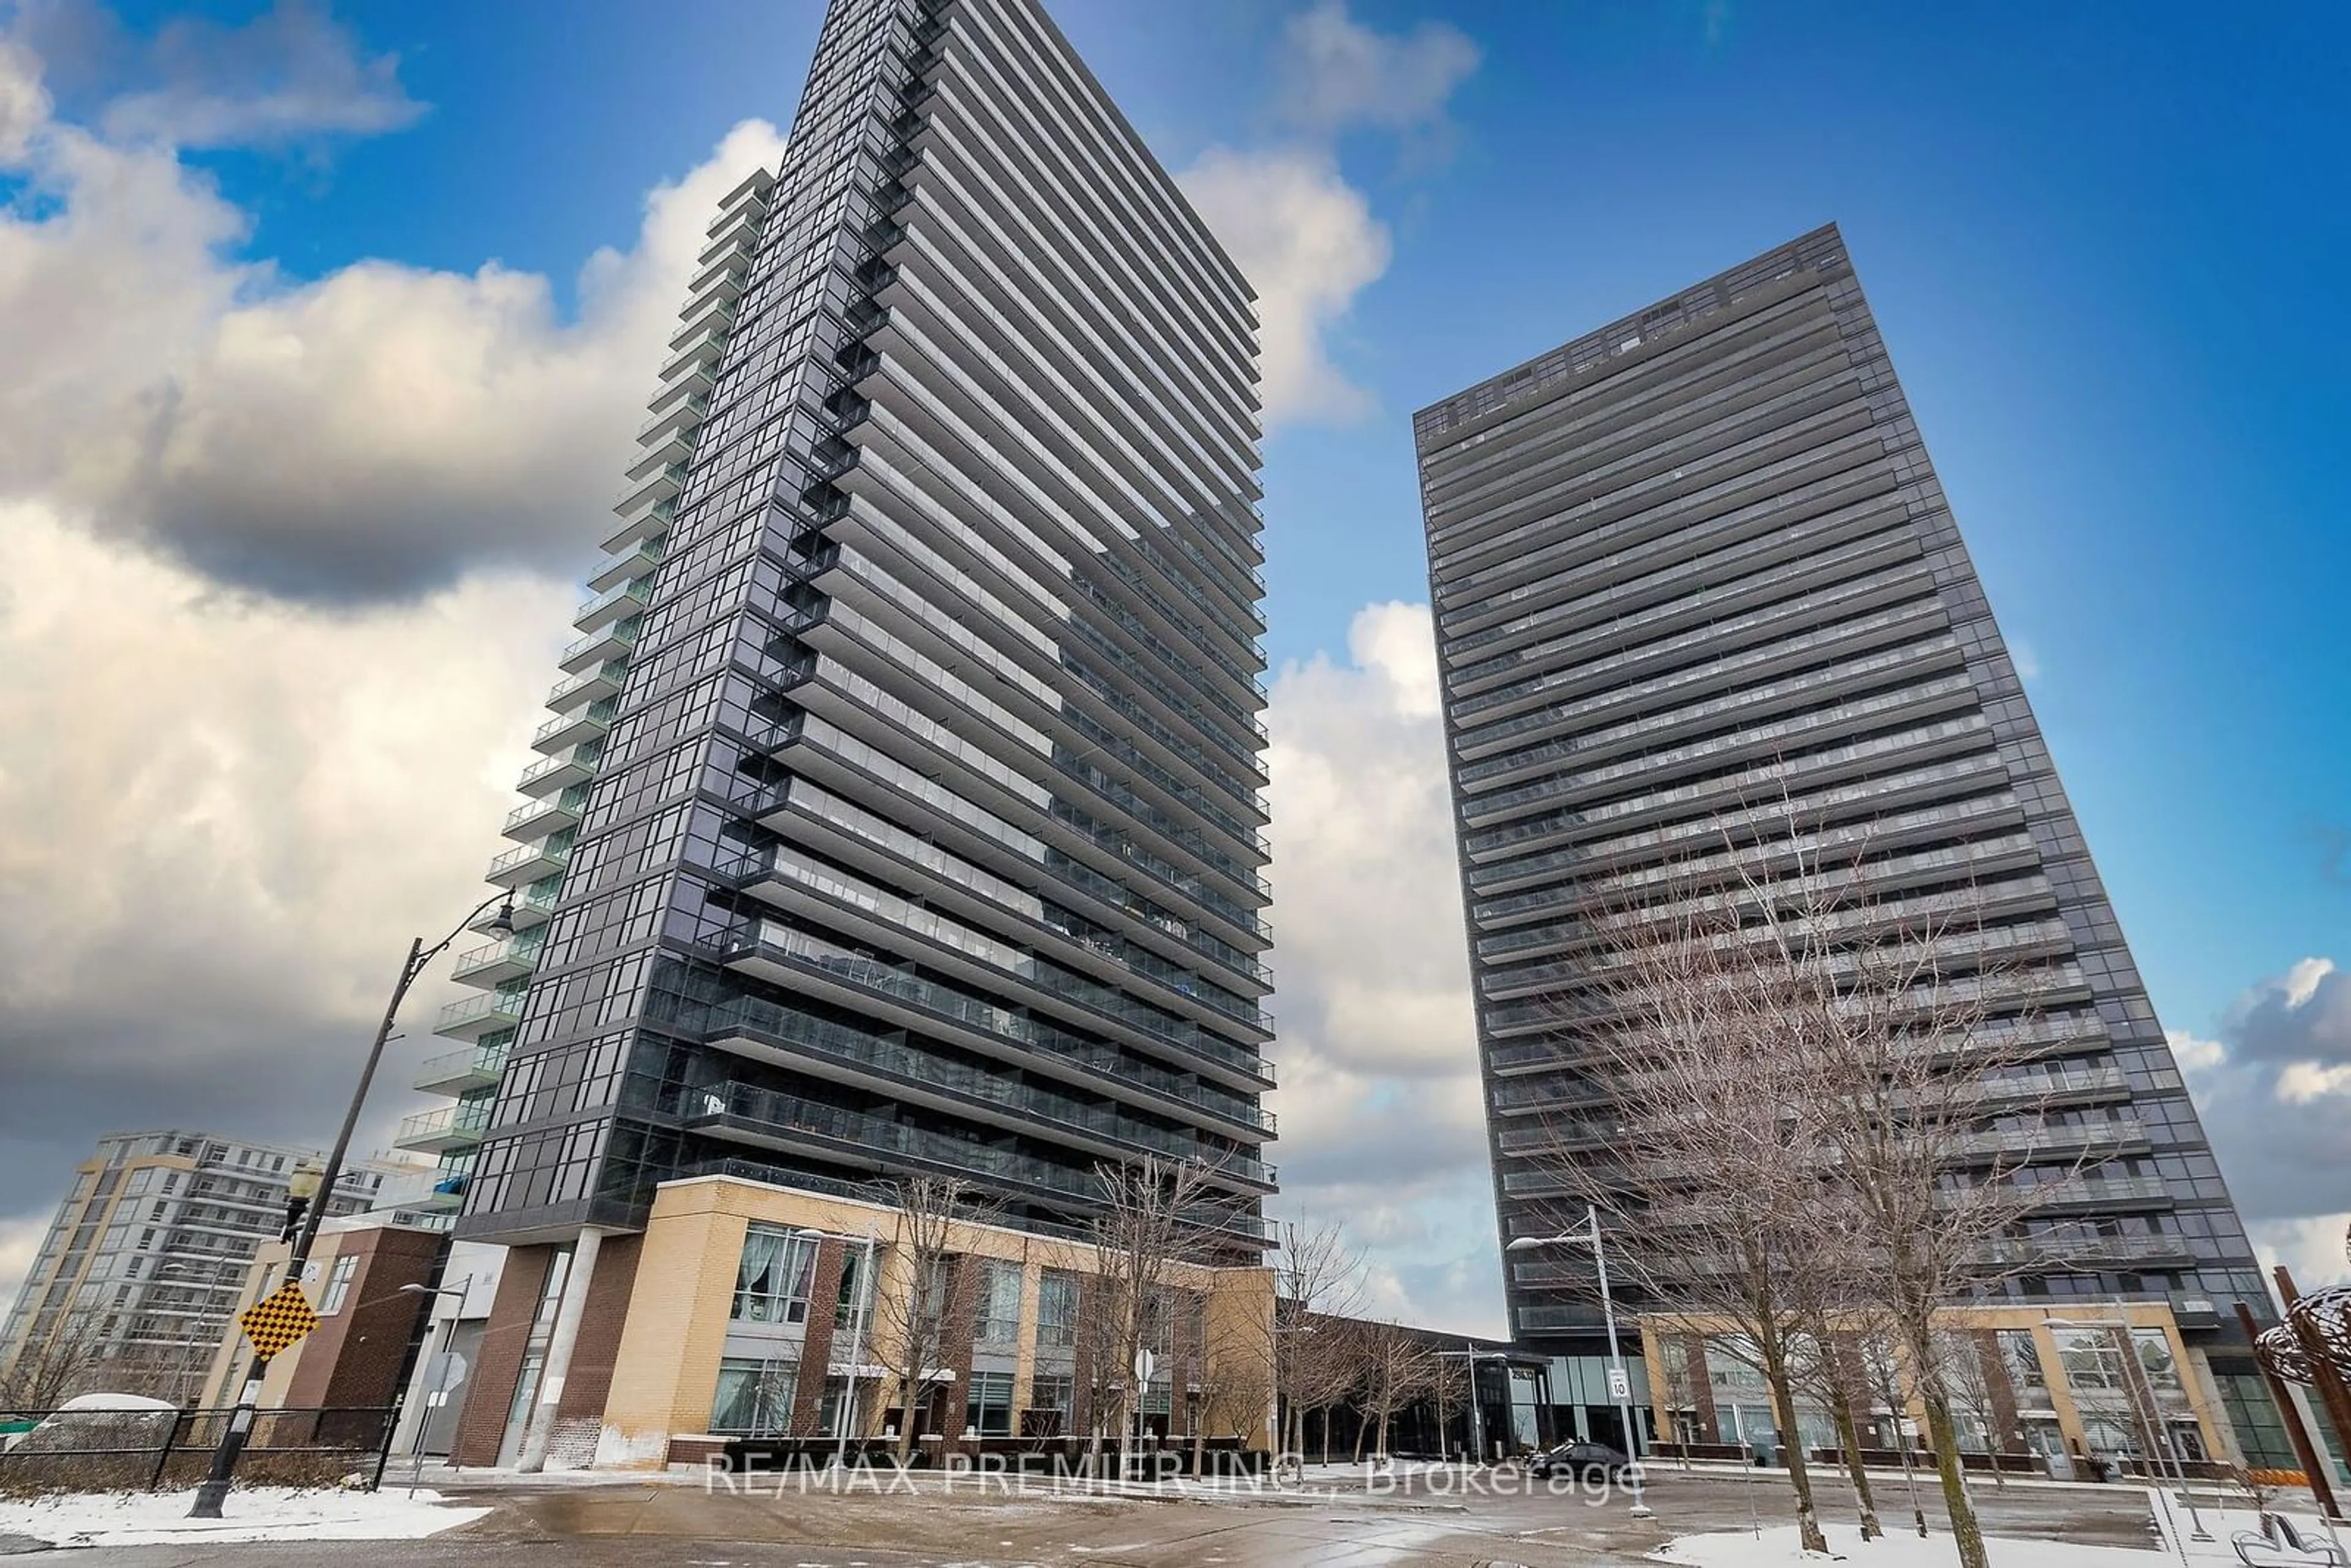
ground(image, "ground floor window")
xmin=1027 ymin=1374 xmax=1073 ymax=1436
xmin=817 ymin=1376 xmax=871 ymax=1439
xmin=712 ymin=1357 xmax=800 ymax=1435
xmin=966 ymin=1371 xmax=1014 ymax=1437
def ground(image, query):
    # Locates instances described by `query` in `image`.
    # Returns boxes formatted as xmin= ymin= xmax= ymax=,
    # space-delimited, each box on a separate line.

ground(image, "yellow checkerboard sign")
xmin=238 ymin=1281 xmax=319 ymax=1359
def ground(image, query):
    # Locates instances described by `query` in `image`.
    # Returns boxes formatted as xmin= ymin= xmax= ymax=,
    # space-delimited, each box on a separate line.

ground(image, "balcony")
xmin=670 ymin=297 xmax=736 ymax=351
xmin=432 ymin=989 xmax=523 ymax=1042
xmin=414 ymin=1044 xmax=506 ymax=1095
xmin=588 ymin=542 xmax=661 ymax=596
xmin=547 ymin=657 xmax=629 ymax=708
xmin=500 ymin=790 xmax=582 ymax=843
xmin=613 ymin=462 xmax=686 ymax=520
xmin=560 ymin=617 xmax=639 ymax=675
xmin=394 ymin=1100 xmax=494 ymax=1155
xmin=698 ymin=211 xmax=761 ymax=266
xmin=603 ymin=495 xmax=677 ymax=557
xmin=637 ymin=393 xmax=708 ymax=443
xmin=684 ymin=262 xmax=748 ymax=311
xmin=574 ymin=579 xmax=651 ymax=636
xmin=531 ymin=697 xmax=615 ymax=756
xmin=486 ymin=836 xmax=569 ymax=889
xmin=450 ymin=932 xmax=541 ymax=987
xmin=657 ymin=326 xmax=727 ymax=382
xmin=516 ymin=744 xmax=598 ymax=798
xmin=629 ymin=429 xmax=696 ymax=478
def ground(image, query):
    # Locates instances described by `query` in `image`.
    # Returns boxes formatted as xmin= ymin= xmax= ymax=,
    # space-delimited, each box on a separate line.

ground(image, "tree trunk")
xmin=1922 ymin=1383 xmax=1990 ymax=1568
xmin=1819 ymin=1352 xmax=1882 ymax=1539
xmin=894 ymin=1371 xmax=918 ymax=1463
xmin=1761 ymin=1344 xmax=1829 ymax=1553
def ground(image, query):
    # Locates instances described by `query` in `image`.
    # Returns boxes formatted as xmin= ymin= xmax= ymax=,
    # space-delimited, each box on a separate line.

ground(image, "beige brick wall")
xmin=591 ymin=1176 xmax=1277 ymax=1467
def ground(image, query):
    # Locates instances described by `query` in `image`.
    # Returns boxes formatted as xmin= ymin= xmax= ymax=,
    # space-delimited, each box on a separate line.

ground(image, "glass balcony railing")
xmin=395 ymin=1100 xmax=494 ymax=1151
xmin=719 ymin=920 xmax=1275 ymax=1090
xmin=413 ymin=1043 xmax=507 ymax=1094
xmin=574 ymin=580 xmax=651 ymax=631
xmin=451 ymin=931 xmax=544 ymax=982
xmin=433 ymin=990 xmax=523 ymax=1038
xmin=699 ymin=999 xmax=1270 ymax=1179
xmin=548 ymin=658 xmax=632 ymax=708
xmin=637 ymin=394 xmax=710 ymax=440
xmin=531 ymin=697 xmax=617 ymax=749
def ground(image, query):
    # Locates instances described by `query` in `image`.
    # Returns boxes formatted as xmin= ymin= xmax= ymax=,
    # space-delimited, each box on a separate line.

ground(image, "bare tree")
xmin=1859 ymin=1325 xmax=1933 ymax=1537
xmin=1782 ymin=1196 xmax=1886 ymax=1538
xmin=1294 ymin=1315 xmax=1365 ymax=1466
xmin=1528 ymin=854 xmax=1841 ymax=1551
xmin=1787 ymin=1313 xmax=1885 ymax=1537
xmin=1935 ymin=1326 xmax=2012 ymax=1488
xmin=1352 ymin=1320 xmax=1441 ymax=1461
xmin=0 ymin=1316 xmax=113 ymax=1414
xmin=1191 ymin=1288 xmax=1273 ymax=1475
xmin=1655 ymin=1335 xmax=1698 ymax=1471
xmin=1744 ymin=819 xmax=2090 ymax=1568
xmin=1086 ymin=1155 xmax=1240 ymax=1475
xmin=868 ymin=1174 xmax=1002 ymax=1462
xmin=1273 ymin=1220 xmax=1367 ymax=1461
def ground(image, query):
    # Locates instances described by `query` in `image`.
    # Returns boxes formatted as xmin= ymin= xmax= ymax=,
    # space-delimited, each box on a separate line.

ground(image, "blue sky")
xmin=1 ymin=0 xmax=2346 ymax=1322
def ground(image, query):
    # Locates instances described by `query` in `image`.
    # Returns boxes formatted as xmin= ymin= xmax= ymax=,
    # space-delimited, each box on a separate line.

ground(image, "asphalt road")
xmin=43 ymin=1464 xmax=2170 ymax=1567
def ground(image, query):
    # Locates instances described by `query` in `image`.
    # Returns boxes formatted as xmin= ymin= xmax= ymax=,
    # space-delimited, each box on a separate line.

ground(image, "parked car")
xmin=1528 ymin=1441 xmax=1635 ymax=1480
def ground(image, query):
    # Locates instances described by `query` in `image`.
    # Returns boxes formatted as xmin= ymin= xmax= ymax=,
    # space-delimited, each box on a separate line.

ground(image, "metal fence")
xmin=0 ymin=1405 xmax=399 ymax=1495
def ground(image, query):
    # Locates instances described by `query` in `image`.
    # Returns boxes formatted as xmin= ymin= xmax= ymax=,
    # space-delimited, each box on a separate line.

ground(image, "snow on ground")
xmin=0 ymin=1485 xmax=490 ymax=1547
xmin=1654 ymin=1521 xmax=2164 ymax=1568
xmin=1654 ymin=1491 xmax=2351 ymax=1568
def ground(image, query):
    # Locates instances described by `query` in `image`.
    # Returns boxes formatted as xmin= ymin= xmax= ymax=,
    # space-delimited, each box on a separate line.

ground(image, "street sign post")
xmin=237 ymin=1282 xmax=319 ymax=1360
xmin=1131 ymin=1349 xmax=1156 ymax=1479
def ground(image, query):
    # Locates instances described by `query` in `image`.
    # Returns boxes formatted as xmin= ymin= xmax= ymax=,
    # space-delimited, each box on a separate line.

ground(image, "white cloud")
xmin=1172 ymin=2 xmax=1482 ymax=429
xmin=0 ymin=503 xmax=571 ymax=1159
xmin=1262 ymin=601 xmax=1503 ymax=1333
xmin=0 ymin=14 xmax=792 ymax=1233
xmin=96 ymin=1 xmax=426 ymax=150
xmin=2170 ymin=958 xmax=2351 ymax=1225
xmin=2167 ymin=1027 xmax=2227 ymax=1075
xmin=1179 ymin=148 xmax=1390 ymax=428
xmin=0 ymin=38 xmax=47 ymax=161
xmin=2251 ymin=1213 xmax=2351 ymax=1294
xmin=0 ymin=24 xmax=787 ymax=601
xmin=1276 ymin=0 xmax=1481 ymax=140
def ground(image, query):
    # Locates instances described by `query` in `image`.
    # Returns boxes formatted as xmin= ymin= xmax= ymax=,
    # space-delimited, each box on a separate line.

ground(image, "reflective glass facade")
xmin=443 ymin=0 xmax=1270 ymax=1248
xmin=1415 ymin=226 xmax=2265 ymax=1352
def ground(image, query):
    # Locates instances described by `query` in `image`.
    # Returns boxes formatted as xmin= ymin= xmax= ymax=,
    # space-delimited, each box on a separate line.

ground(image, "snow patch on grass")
xmin=0 ymin=1484 xmax=489 ymax=1547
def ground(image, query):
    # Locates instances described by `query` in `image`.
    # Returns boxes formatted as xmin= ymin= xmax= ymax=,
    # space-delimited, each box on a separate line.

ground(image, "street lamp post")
xmin=1433 ymin=1346 xmax=1510 ymax=1464
xmin=1509 ymin=1206 xmax=1652 ymax=1518
xmin=1270 ymin=1321 xmax=1315 ymax=1472
xmin=187 ymin=891 xmax=516 ymax=1518
xmin=795 ymin=1226 xmax=880 ymax=1468
xmin=397 ymin=1279 xmax=474 ymax=1491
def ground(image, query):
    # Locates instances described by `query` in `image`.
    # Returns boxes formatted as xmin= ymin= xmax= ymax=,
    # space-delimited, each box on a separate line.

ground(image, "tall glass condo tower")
xmin=416 ymin=0 xmax=1274 ymax=1262
xmin=1415 ymin=225 xmax=2271 ymax=1444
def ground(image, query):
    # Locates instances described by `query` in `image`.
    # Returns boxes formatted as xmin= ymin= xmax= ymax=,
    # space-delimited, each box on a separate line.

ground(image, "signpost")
xmin=1131 ymin=1349 xmax=1155 ymax=1480
xmin=237 ymin=1283 xmax=320 ymax=1361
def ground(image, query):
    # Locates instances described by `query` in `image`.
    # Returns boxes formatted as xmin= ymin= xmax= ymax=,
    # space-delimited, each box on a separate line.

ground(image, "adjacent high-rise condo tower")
xmin=1415 ymin=225 xmax=2273 ymax=1447
xmin=407 ymin=0 xmax=1271 ymax=1460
